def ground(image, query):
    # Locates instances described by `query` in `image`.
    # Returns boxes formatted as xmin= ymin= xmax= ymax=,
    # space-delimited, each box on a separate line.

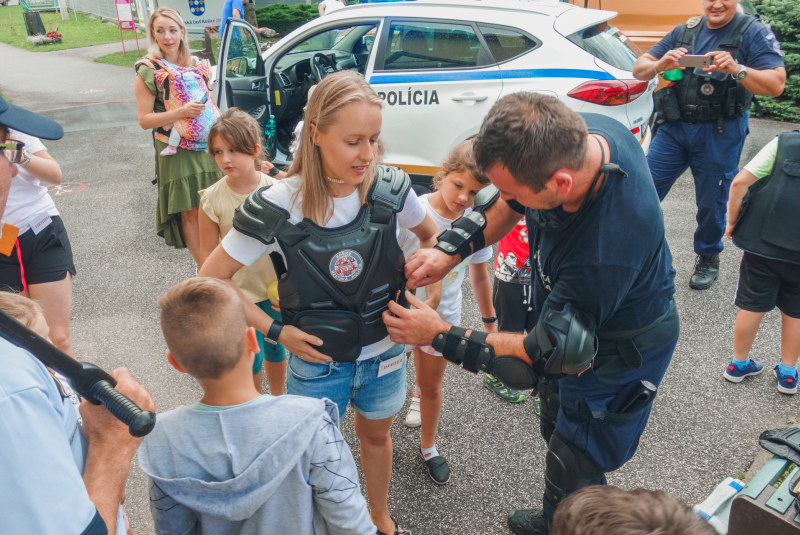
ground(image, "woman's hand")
xmin=180 ymin=100 xmax=206 ymax=118
xmin=278 ymin=325 xmax=331 ymax=363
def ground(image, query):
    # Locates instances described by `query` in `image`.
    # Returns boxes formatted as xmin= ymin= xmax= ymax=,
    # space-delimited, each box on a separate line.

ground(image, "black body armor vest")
xmin=673 ymin=14 xmax=757 ymax=126
xmin=232 ymin=166 xmax=412 ymax=362
xmin=732 ymin=131 xmax=800 ymax=265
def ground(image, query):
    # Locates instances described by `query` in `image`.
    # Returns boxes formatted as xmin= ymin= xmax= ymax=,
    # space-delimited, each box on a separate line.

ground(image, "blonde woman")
xmin=134 ymin=7 xmax=222 ymax=266
xmin=201 ymin=70 xmax=440 ymax=535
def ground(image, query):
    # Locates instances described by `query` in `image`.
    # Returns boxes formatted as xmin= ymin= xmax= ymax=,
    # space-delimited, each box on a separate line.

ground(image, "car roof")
xmin=332 ymin=0 xmax=573 ymax=18
xmin=324 ymin=1 xmax=617 ymax=34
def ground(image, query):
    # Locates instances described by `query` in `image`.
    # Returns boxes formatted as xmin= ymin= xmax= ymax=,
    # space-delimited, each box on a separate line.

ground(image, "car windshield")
xmin=288 ymin=28 xmax=344 ymax=54
xmin=567 ymin=23 xmax=639 ymax=71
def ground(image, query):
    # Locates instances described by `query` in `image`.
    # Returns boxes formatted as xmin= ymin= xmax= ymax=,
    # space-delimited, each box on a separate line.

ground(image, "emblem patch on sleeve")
xmin=330 ymin=250 xmax=363 ymax=282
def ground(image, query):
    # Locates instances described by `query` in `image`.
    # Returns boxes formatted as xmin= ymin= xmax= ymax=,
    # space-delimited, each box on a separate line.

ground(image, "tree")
xmin=752 ymin=0 xmax=800 ymax=122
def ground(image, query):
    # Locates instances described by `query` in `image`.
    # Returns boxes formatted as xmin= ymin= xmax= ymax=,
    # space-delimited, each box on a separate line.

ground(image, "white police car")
xmin=216 ymin=0 xmax=655 ymax=179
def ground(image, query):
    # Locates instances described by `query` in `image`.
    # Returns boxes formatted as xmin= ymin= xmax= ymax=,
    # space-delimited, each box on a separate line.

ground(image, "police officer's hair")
xmin=432 ymin=138 xmax=491 ymax=192
xmin=158 ymin=278 xmax=248 ymax=380
xmin=208 ymin=108 xmax=267 ymax=168
xmin=146 ymin=7 xmax=193 ymax=68
xmin=0 ymin=291 xmax=44 ymax=330
xmin=287 ymin=70 xmax=384 ymax=225
xmin=551 ymin=486 xmax=715 ymax=535
xmin=473 ymin=92 xmax=588 ymax=192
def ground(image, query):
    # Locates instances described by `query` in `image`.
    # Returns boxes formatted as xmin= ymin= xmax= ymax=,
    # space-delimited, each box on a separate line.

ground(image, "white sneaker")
xmin=404 ymin=392 xmax=421 ymax=428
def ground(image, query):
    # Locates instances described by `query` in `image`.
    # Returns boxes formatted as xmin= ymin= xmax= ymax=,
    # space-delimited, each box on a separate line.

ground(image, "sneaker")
xmin=507 ymin=508 xmax=549 ymax=535
xmin=689 ymin=254 xmax=720 ymax=290
xmin=483 ymin=374 xmax=525 ymax=403
xmin=404 ymin=392 xmax=421 ymax=428
xmin=723 ymin=359 xmax=764 ymax=383
xmin=420 ymin=447 xmax=450 ymax=485
xmin=774 ymin=365 xmax=799 ymax=395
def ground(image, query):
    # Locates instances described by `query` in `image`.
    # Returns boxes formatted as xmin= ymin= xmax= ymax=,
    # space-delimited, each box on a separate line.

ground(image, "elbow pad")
xmin=524 ymin=303 xmax=597 ymax=378
xmin=434 ymin=185 xmax=499 ymax=259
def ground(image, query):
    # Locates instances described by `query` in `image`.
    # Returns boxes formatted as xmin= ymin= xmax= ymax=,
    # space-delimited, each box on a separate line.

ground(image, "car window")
xmin=289 ymin=29 xmax=343 ymax=54
xmin=382 ymin=21 xmax=481 ymax=71
xmin=478 ymin=25 xmax=539 ymax=63
xmin=567 ymin=23 xmax=639 ymax=71
xmin=226 ymin=26 xmax=260 ymax=77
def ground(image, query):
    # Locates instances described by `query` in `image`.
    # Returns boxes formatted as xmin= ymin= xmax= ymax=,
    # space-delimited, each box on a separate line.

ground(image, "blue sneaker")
xmin=723 ymin=359 xmax=764 ymax=383
xmin=774 ymin=365 xmax=798 ymax=395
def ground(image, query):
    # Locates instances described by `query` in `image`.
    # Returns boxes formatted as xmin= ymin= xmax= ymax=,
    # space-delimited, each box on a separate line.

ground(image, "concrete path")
xmin=2 ymin=40 xmax=799 ymax=535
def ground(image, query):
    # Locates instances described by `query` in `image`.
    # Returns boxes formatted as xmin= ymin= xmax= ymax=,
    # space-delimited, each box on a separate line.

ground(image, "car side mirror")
xmin=362 ymin=35 xmax=374 ymax=50
xmin=226 ymin=57 xmax=249 ymax=77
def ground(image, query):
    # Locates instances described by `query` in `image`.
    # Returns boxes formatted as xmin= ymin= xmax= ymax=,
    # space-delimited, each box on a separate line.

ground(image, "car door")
xmin=217 ymin=19 xmax=271 ymax=126
xmin=369 ymin=18 xmax=502 ymax=177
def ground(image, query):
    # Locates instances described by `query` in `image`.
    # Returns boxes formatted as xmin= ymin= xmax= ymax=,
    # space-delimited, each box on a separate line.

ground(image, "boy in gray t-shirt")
xmin=139 ymin=277 xmax=375 ymax=535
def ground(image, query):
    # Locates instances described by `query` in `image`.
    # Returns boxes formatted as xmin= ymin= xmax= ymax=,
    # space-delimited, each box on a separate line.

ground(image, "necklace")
xmin=326 ymin=176 xmax=346 ymax=184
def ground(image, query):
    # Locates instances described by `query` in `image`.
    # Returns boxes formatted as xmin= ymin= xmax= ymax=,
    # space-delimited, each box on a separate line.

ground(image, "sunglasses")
xmin=0 ymin=141 xmax=26 ymax=164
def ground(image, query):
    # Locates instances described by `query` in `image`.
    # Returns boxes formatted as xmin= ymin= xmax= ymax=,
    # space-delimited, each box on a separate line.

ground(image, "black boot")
xmin=507 ymin=509 xmax=549 ymax=535
xmin=689 ymin=254 xmax=720 ymax=290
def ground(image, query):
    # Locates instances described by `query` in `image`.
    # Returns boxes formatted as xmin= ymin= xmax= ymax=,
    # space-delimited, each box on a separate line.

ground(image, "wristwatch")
xmin=736 ymin=65 xmax=748 ymax=80
xmin=18 ymin=148 xmax=31 ymax=167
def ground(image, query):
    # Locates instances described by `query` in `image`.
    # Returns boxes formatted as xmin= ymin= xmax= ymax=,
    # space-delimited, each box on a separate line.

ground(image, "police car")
xmin=215 ymin=0 xmax=655 ymax=179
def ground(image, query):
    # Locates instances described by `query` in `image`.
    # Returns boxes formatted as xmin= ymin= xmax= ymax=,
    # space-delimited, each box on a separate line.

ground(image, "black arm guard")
xmin=435 ymin=185 xmax=499 ymax=259
xmin=432 ymin=325 xmax=539 ymax=390
xmin=524 ymin=303 xmax=597 ymax=379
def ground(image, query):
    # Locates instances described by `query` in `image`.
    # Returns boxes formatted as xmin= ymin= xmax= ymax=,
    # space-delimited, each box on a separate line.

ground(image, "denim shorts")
xmin=287 ymin=343 xmax=407 ymax=421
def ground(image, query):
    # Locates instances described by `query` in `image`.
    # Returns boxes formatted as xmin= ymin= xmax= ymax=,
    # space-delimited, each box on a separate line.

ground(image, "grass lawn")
xmin=94 ymin=49 xmax=146 ymax=67
xmin=0 ymin=5 xmax=144 ymax=52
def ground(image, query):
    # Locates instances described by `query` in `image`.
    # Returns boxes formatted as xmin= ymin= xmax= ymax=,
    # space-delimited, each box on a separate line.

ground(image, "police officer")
xmin=385 ymin=93 xmax=680 ymax=535
xmin=633 ymin=0 xmax=785 ymax=290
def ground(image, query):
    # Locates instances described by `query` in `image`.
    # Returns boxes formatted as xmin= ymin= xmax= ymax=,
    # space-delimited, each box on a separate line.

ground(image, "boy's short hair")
xmin=0 ymin=291 xmax=43 ymax=329
xmin=552 ymin=486 xmax=715 ymax=535
xmin=158 ymin=278 xmax=248 ymax=380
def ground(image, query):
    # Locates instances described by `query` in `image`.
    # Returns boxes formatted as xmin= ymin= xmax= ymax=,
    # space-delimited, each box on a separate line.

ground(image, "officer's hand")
xmin=80 ymin=368 xmax=154 ymax=456
xmin=704 ymin=50 xmax=739 ymax=76
xmin=405 ymin=248 xmax=459 ymax=290
xmin=279 ymin=324 xmax=332 ymax=363
xmin=657 ymin=48 xmax=689 ymax=72
xmin=725 ymin=222 xmax=735 ymax=240
xmin=383 ymin=291 xmax=449 ymax=346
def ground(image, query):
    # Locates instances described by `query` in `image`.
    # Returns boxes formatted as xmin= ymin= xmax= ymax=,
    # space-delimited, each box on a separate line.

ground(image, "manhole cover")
xmin=48 ymin=182 xmax=87 ymax=197
xmin=79 ymin=88 xmax=107 ymax=94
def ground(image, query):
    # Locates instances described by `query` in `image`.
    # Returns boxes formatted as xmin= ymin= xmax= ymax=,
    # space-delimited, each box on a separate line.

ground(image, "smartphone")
xmin=678 ymin=55 xmax=712 ymax=68
xmin=199 ymin=93 xmax=209 ymax=104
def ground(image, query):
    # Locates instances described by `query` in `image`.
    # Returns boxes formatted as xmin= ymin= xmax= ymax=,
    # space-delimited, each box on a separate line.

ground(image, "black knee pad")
xmin=537 ymin=378 xmax=560 ymax=444
xmin=542 ymin=431 xmax=604 ymax=520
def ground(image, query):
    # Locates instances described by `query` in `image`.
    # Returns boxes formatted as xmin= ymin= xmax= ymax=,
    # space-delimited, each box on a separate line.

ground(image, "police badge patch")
xmin=330 ymin=250 xmax=363 ymax=282
xmin=189 ymin=0 xmax=204 ymax=16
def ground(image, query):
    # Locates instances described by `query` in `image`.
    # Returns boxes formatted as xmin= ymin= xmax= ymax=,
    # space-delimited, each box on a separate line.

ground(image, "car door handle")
xmin=451 ymin=94 xmax=488 ymax=102
xmin=252 ymin=80 xmax=266 ymax=91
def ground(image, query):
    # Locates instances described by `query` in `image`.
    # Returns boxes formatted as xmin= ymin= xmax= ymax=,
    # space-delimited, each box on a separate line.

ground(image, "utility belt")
xmin=592 ymin=299 xmax=679 ymax=385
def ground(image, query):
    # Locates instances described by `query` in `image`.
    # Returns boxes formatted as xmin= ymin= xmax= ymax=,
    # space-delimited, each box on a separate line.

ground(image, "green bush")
xmin=255 ymin=3 xmax=320 ymax=37
xmin=751 ymin=0 xmax=800 ymax=122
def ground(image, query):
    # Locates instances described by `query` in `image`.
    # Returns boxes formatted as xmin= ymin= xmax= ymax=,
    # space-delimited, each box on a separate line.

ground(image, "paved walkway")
xmin=2 ymin=40 xmax=799 ymax=535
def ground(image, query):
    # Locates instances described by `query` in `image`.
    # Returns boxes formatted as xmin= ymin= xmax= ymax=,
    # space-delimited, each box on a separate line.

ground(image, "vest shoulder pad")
xmin=369 ymin=165 xmax=411 ymax=212
xmin=686 ymin=16 xmax=702 ymax=29
xmin=473 ymin=185 xmax=499 ymax=214
xmin=232 ymin=186 xmax=291 ymax=245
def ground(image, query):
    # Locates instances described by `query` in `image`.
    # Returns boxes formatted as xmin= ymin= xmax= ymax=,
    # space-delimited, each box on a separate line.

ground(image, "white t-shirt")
xmin=320 ymin=0 xmax=345 ymax=15
xmin=3 ymin=131 xmax=59 ymax=233
xmin=405 ymin=194 xmax=493 ymax=326
xmin=222 ymin=174 xmax=426 ymax=360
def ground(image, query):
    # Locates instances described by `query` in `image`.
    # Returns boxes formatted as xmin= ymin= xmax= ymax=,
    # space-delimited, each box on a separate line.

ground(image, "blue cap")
xmin=0 ymin=95 xmax=63 ymax=140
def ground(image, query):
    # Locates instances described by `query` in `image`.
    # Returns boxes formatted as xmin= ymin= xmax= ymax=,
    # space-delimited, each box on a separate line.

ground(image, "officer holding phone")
xmin=632 ymin=0 xmax=785 ymax=291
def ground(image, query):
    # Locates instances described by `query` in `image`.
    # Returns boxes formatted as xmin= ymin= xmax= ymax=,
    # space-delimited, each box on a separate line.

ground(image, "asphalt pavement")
xmin=3 ymin=41 xmax=799 ymax=535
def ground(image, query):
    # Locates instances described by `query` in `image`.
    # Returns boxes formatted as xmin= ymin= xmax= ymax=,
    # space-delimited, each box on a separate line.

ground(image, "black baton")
xmin=0 ymin=309 xmax=156 ymax=437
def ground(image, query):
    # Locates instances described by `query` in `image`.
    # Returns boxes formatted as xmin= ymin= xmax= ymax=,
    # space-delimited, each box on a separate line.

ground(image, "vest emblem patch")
xmin=330 ymin=250 xmax=363 ymax=282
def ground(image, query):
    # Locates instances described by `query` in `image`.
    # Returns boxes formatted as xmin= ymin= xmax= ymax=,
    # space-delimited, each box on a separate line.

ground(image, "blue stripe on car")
xmin=368 ymin=69 xmax=615 ymax=84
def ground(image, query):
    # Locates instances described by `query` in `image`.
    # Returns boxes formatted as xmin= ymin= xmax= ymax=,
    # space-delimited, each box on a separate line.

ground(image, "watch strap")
xmin=266 ymin=320 xmax=284 ymax=344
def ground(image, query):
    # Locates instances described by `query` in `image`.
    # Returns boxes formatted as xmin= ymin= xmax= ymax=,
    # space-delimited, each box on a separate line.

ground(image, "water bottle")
xmin=264 ymin=115 xmax=276 ymax=153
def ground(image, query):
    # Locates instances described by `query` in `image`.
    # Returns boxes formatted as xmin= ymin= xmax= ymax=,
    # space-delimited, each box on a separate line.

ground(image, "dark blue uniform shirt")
xmin=523 ymin=114 xmax=676 ymax=335
xmin=647 ymin=13 xmax=784 ymax=71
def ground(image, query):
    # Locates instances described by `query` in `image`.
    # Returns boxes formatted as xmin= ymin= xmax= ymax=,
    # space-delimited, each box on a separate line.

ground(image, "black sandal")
xmin=376 ymin=518 xmax=411 ymax=535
